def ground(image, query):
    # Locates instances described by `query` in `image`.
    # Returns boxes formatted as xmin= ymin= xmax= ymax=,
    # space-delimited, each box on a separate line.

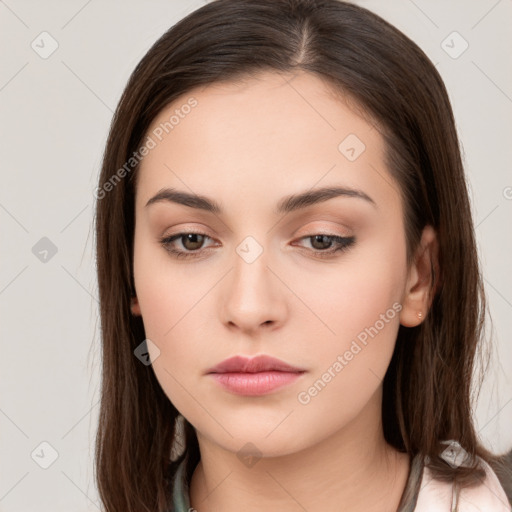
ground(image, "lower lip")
xmin=209 ymin=371 xmax=304 ymax=396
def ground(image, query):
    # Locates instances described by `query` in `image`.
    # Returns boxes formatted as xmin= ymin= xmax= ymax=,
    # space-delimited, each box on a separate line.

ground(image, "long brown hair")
xmin=93 ymin=1 xmax=511 ymax=510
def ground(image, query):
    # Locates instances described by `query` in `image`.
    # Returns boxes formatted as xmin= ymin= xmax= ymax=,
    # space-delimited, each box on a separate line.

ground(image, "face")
xmin=132 ymin=70 xmax=414 ymax=457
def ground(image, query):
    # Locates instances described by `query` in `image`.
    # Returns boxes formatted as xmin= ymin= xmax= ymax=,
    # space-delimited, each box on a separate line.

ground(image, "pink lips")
xmin=206 ymin=355 xmax=306 ymax=396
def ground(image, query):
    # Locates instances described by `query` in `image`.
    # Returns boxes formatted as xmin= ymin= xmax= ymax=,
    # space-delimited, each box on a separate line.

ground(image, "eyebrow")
xmin=145 ymin=185 xmax=377 ymax=214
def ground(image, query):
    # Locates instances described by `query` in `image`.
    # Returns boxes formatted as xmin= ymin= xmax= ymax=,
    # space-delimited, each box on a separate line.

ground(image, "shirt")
xmin=170 ymin=447 xmax=511 ymax=511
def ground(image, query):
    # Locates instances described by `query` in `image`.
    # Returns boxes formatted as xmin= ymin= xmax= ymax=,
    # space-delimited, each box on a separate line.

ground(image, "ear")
xmin=399 ymin=225 xmax=439 ymax=327
xmin=130 ymin=295 xmax=142 ymax=316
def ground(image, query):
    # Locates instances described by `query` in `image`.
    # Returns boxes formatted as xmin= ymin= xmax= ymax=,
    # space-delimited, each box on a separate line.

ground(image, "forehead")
xmin=135 ymin=70 xmax=397 ymax=214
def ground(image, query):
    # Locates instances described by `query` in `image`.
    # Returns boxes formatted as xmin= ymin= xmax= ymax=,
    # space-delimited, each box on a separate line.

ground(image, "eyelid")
xmin=160 ymin=225 xmax=215 ymax=240
xmin=293 ymin=221 xmax=353 ymax=238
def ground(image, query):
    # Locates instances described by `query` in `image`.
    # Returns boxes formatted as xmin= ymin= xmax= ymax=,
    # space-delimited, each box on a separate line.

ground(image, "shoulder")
xmin=415 ymin=456 xmax=511 ymax=511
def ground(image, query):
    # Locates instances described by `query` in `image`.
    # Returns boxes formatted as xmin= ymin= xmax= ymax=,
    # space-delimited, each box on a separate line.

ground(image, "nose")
xmin=219 ymin=243 xmax=288 ymax=335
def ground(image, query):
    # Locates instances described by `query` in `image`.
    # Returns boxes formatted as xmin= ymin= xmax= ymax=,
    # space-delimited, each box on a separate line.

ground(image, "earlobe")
xmin=131 ymin=295 xmax=142 ymax=316
xmin=399 ymin=225 xmax=439 ymax=328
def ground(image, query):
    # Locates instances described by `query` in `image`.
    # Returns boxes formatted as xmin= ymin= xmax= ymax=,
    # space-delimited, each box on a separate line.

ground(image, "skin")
xmin=131 ymin=70 xmax=438 ymax=512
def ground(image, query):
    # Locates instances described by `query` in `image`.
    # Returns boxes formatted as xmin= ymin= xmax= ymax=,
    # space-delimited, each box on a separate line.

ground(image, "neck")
xmin=188 ymin=389 xmax=411 ymax=512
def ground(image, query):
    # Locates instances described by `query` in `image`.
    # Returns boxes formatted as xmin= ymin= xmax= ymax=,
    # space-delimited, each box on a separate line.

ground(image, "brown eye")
xmin=180 ymin=233 xmax=206 ymax=251
xmin=310 ymin=235 xmax=335 ymax=250
xmin=293 ymin=234 xmax=356 ymax=259
xmin=160 ymin=232 xmax=215 ymax=259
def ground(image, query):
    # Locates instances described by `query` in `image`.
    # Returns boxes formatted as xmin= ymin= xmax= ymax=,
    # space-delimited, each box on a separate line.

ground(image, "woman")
xmin=94 ymin=1 xmax=512 ymax=510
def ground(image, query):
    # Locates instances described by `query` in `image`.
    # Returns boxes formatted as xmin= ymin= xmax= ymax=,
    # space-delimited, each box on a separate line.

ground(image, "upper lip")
xmin=206 ymin=355 xmax=305 ymax=374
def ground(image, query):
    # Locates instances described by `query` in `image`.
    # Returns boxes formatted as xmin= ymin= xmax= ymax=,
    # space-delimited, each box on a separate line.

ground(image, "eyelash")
xmin=159 ymin=231 xmax=356 ymax=260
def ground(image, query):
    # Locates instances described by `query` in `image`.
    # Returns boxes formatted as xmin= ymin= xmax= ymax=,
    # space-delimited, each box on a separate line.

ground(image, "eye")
xmin=160 ymin=231 xmax=216 ymax=259
xmin=293 ymin=234 xmax=356 ymax=259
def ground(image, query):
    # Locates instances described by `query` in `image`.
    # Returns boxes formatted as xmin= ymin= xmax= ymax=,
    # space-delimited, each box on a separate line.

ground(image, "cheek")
xmin=132 ymin=250 xmax=205 ymax=414
xmin=133 ymin=229 xmax=208 ymax=339
xmin=294 ymin=229 xmax=407 ymax=396
xmin=132 ymin=234 xmax=220 ymax=405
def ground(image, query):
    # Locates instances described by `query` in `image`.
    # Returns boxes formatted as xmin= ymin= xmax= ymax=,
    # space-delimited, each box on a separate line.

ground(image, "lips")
xmin=206 ymin=355 xmax=305 ymax=374
xmin=206 ymin=355 xmax=306 ymax=396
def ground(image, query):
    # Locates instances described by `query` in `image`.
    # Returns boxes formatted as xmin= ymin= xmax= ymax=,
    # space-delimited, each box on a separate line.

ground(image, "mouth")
xmin=206 ymin=355 xmax=306 ymax=396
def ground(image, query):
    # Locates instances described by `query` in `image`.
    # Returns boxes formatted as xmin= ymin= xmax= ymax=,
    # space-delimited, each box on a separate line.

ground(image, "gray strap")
xmin=396 ymin=453 xmax=424 ymax=512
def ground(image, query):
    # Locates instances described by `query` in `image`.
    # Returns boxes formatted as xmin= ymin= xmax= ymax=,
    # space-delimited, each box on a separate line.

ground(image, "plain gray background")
xmin=1 ymin=0 xmax=511 ymax=510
